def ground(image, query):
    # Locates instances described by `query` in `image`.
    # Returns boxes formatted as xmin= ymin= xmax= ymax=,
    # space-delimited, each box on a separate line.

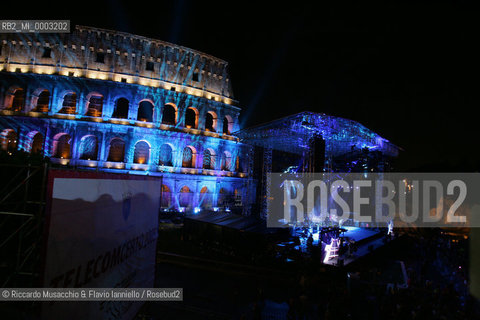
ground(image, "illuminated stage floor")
xmin=322 ymin=226 xmax=386 ymax=267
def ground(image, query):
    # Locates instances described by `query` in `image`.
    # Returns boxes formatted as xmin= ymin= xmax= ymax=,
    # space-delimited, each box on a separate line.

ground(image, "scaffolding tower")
xmin=0 ymin=161 xmax=48 ymax=288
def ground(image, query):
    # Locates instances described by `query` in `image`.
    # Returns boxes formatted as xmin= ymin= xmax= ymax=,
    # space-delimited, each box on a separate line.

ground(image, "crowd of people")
xmin=155 ymin=215 xmax=479 ymax=319
xmin=244 ymin=230 xmax=479 ymax=319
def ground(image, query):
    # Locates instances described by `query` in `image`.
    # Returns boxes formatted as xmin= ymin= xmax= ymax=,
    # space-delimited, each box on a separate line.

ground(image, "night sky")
xmin=4 ymin=1 xmax=479 ymax=171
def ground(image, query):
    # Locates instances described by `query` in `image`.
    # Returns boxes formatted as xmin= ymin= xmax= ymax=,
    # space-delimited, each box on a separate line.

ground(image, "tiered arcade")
xmin=0 ymin=26 xmax=250 ymax=213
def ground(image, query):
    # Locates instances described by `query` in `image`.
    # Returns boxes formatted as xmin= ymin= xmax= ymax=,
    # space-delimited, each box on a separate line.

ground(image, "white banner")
xmin=42 ymin=174 xmax=161 ymax=320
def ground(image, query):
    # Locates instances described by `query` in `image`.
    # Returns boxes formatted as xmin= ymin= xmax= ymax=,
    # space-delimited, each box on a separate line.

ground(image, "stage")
xmin=184 ymin=212 xmax=389 ymax=268
xmin=288 ymin=226 xmax=387 ymax=267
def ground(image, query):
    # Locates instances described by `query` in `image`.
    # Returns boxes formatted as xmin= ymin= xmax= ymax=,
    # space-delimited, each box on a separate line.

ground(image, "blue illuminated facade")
xmin=0 ymin=26 xmax=250 ymax=213
xmin=0 ymin=26 xmax=400 ymax=217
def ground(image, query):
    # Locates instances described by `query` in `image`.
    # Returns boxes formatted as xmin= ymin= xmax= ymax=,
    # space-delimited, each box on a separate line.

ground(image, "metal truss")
xmin=0 ymin=162 xmax=48 ymax=287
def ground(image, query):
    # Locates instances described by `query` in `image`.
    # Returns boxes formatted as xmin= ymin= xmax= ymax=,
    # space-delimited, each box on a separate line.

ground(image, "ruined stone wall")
xmin=0 ymin=26 xmax=251 ymax=214
xmin=0 ymin=25 xmax=235 ymax=102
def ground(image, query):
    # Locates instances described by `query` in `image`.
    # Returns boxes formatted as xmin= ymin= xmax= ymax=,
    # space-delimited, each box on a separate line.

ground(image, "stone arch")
xmin=162 ymin=103 xmax=177 ymax=125
xmin=133 ymin=140 xmax=150 ymax=164
xmin=112 ymin=97 xmax=129 ymax=119
xmin=202 ymin=148 xmax=216 ymax=170
xmin=85 ymin=92 xmax=104 ymax=117
xmin=184 ymin=107 xmax=198 ymax=128
xmin=223 ymin=115 xmax=234 ymax=135
xmin=4 ymin=87 xmax=25 ymax=111
xmin=199 ymin=186 xmax=213 ymax=208
xmin=161 ymin=184 xmax=172 ymax=208
xmin=52 ymin=133 xmax=71 ymax=158
xmin=79 ymin=135 xmax=99 ymax=160
xmin=179 ymin=185 xmax=191 ymax=193
xmin=25 ymin=131 xmax=44 ymax=154
xmin=1 ymin=129 xmax=18 ymax=152
xmin=179 ymin=185 xmax=192 ymax=208
xmin=58 ymin=91 xmax=77 ymax=114
xmin=181 ymin=146 xmax=197 ymax=168
xmin=31 ymin=132 xmax=44 ymax=154
xmin=31 ymin=88 xmax=50 ymax=112
xmin=137 ymin=99 xmax=154 ymax=122
xmin=205 ymin=111 xmax=217 ymax=132
xmin=107 ymin=137 xmax=125 ymax=162
xmin=235 ymin=155 xmax=244 ymax=172
xmin=221 ymin=151 xmax=232 ymax=171
xmin=159 ymin=143 xmax=174 ymax=166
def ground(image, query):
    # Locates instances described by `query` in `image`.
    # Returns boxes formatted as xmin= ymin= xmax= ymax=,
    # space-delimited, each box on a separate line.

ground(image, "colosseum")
xmin=0 ymin=25 xmax=401 ymax=217
xmin=0 ymin=25 xmax=250 ymax=213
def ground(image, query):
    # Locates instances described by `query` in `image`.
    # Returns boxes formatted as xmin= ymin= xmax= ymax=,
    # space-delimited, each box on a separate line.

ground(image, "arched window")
xmin=199 ymin=186 xmax=212 ymax=208
xmin=53 ymin=134 xmax=71 ymax=158
xmin=31 ymin=132 xmax=44 ymax=154
xmin=179 ymin=186 xmax=192 ymax=208
xmin=161 ymin=185 xmax=172 ymax=208
xmin=1 ymin=129 xmax=18 ymax=152
xmin=223 ymin=116 xmax=232 ymax=135
xmin=34 ymin=90 xmax=50 ymax=112
xmin=86 ymin=94 xmax=104 ymax=117
xmin=112 ymin=98 xmax=129 ymax=119
xmin=162 ymin=104 xmax=176 ymax=125
xmin=236 ymin=156 xmax=243 ymax=172
xmin=184 ymin=107 xmax=197 ymax=128
xmin=133 ymin=141 xmax=150 ymax=164
xmin=182 ymin=146 xmax=195 ymax=168
xmin=59 ymin=93 xmax=77 ymax=114
xmin=79 ymin=135 xmax=98 ymax=160
xmin=10 ymin=88 xmax=25 ymax=111
xmin=159 ymin=144 xmax=173 ymax=166
xmin=107 ymin=138 xmax=125 ymax=162
xmin=221 ymin=151 xmax=232 ymax=171
xmin=137 ymin=100 xmax=154 ymax=122
xmin=203 ymin=149 xmax=215 ymax=170
xmin=205 ymin=112 xmax=217 ymax=132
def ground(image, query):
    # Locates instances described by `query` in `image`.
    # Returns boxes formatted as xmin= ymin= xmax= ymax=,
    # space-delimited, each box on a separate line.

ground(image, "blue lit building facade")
xmin=0 ymin=26 xmax=250 ymax=213
xmin=0 ymin=25 xmax=401 ymax=217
